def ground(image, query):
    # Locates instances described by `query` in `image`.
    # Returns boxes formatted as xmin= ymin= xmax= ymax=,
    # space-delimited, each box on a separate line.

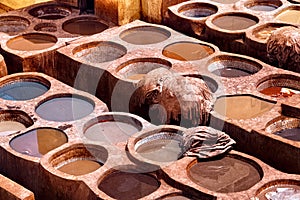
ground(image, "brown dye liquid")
xmin=213 ymin=15 xmax=257 ymax=30
xmin=162 ymin=42 xmax=214 ymax=61
xmin=36 ymin=97 xmax=94 ymax=122
xmin=188 ymin=156 xmax=261 ymax=193
xmin=211 ymin=67 xmax=251 ymax=77
xmin=126 ymin=73 xmax=146 ymax=81
xmin=249 ymin=5 xmax=278 ymax=11
xmin=98 ymin=171 xmax=159 ymax=200
xmin=274 ymin=127 xmax=300 ymax=141
xmin=0 ymin=121 xmax=26 ymax=136
xmin=213 ymin=95 xmax=274 ymax=120
xmin=7 ymin=35 xmax=56 ymax=51
xmin=121 ymin=29 xmax=169 ymax=45
xmin=276 ymin=10 xmax=300 ymax=24
xmin=58 ymin=160 xmax=101 ymax=176
xmin=259 ymin=86 xmax=297 ymax=98
xmin=9 ymin=128 xmax=67 ymax=158
xmin=63 ymin=20 xmax=108 ymax=35
xmin=210 ymin=0 xmax=239 ymax=4
xmin=85 ymin=121 xmax=140 ymax=144
xmin=256 ymin=184 xmax=300 ymax=200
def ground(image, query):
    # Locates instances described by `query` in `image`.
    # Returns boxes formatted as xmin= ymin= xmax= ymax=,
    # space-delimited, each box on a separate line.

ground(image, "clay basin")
xmin=9 ymin=127 xmax=68 ymax=158
xmin=162 ymin=41 xmax=215 ymax=61
xmin=49 ymin=143 xmax=108 ymax=176
xmin=62 ymin=16 xmax=108 ymax=36
xmin=210 ymin=0 xmax=239 ymax=4
xmin=257 ymin=74 xmax=300 ymax=98
xmin=255 ymin=179 xmax=300 ymax=199
xmin=0 ymin=110 xmax=33 ymax=136
xmin=244 ymin=0 xmax=282 ymax=11
xmin=34 ymin=22 xmax=57 ymax=32
xmin=265 ymin=116 xmax=300 ymax=142
xmin=28 ymin=4 xmax=71 ymax=20
xmin=208 ymin=54 xmax=262 ymax=78
xmin=178 ymin=2 xmax=218 ymax=18
xmin=211 ymin=12 xmax=259 ymax=31
xmin=35 ymin=94 xmax=95 ymax=122
xmin=127 ymin=125 xmax=186 ymax=165
xmin=275 ymin=6 xmax=300 ymax=24
xmin=119 ymin=26 xmax=171 ymax=45
xmin=0 ymin=74 xmax=50 ymax=101
xmin=187 ymin=154 xmax=263 ymax=193
xmin=84 ymin=113 xmax=143 ymax=144
xmin=98 ymin=165 xmax=160 ymax=200
xmin=213 ymin=95 xmax=275 ymax=120
xmin=116 ymin=58 xmax=171 ymax=81
xmin=183 ymin=74 xmax=219 ymax=93
xmin=0 ymin=16 xmax=30 ymax=35
xmin=6 ymin=33 xmax=57 ymax=51
xmin=72 ymin=41 xmax=127 ymax=63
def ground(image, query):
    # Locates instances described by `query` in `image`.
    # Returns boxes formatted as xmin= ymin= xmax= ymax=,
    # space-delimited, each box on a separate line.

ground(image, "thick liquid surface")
xmin=276 ymin=10 xmax=300 ymax=24
xmin=36 ymin=96 xmax=94 ymax=122
xmin=188 ymin=156 xmax=261 ymax=193
xmin=0 ymin=81 xmax=49 ymax=101
xmin=213 ymin=15 xmax=257 ymax=30
xmin=214 ymin=95 xmax=275 ymax=119
xmin=58 ymin=160 xmax=101 ymax=176
xmin=163 ymin=42 xmax=214 ymax=61
xmin=0 ymin=121 xmax=26 ymax=136
xmin=211 ymin=67 xmax=251 ymax=77
xmin=256 ymin=184 xmax=300 ymax=200
xmin=63 ymin=20 xmax=108 ymax=35
xmin=85 ymin=121 xmax=140 ymax=144
xmin=10 ymin=128 xmax=67 ymax=158
xmin=7 ymin=35 xmax=56 ymax=51
xmin=274 ymin=127 xmax=300 ymax=141
xmin=98 ymin=172 xmax=159 ymax=200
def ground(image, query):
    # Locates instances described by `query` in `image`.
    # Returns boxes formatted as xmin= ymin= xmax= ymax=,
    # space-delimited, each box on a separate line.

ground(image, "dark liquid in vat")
xmin=9 ymin=128 xmax=67 ymax=158
xmin=256 ymin=184 xmax=300 ymax=200
xmin=85 ymin=121 xmax=140 ymax=144
xmin=213 ymin=95 xmax=274 ymax=119
xmin=98 ymin=171 xmax=159 ymax=200
xmin=274 ymin=127 xmax=300 ymax=141
xmin=7 ymin=35 xmax=56 ymax=51
xmin=188 ymin=156 xmax=261 ymax=193
xmin=0 ymin=81 xmax=48 ymax=101
xmin=213 ymin=15 xmax=257 ymax=30
xmin=58 ymin=160 xmax=101 ymax=176
xmin=211 ymin=67 xmax=251 ymax=77
xmin=162 ymin=42 xmax=214 ymax=61
xmin=63 ymin=20 xmax=108 ymax=35
xmin=259 ymin=86 xmax=297 ymax=98
xmin=249 ymin=5 xmax=278 ymax=12
xmin=36 ymin=96 xmax=94 ymax=122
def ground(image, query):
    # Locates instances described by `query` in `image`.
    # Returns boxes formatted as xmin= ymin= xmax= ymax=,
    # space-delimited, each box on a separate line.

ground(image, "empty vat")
xmin=35 ymin=94 xmax=94 ymax=122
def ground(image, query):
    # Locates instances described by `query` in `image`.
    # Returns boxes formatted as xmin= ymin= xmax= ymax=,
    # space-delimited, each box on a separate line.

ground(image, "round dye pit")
xmin=84 ymin=114 xmax=143 ymax=144
xmin=6 ymin=33 xmax=57 ymax=51
xmin=51 ymin=144 xmax=108 ymax=176
xmin=162 ymin=42 xmax=215 ymax=61
xmin=9 ymin=128 xmax=67 ymax=158
xmin=257 ymin=74 xmax=300 ymax=98
xmin=120 ymin=26 xmax=171 ymax=45
xmin=35 ymin=95 xmax=94 ymax=122
xmin=73 ymin=41 xmax=127 ymax=63
xmin=265 ymin=117 xmax=300 ymax=142
xmin=116 ymin=58 xmax=171 ymax=81
xmin=178 ymin=3 xmax=218 ymax=18
xmin=98 ymin=171 xmax=160 ymax=200
xmin=256 ymin=180 xmax=300 ymax=200
xmin=213 ymin=95 xmax=275 ymax=120
xmin=252 ymin=23 xmax=294 ymax=41
xmin=209 ymin=0 xmax=239 ymax=4
xmin=245 ymin=0 xmax=282 ymax=12
xmin=28 ymin=4 xmax=71 ymax=20
xmin=0 ymin=110 xmax=33 ymax=136
xmin=187 ymin=155 xmax=262 ymax=193
xmin=0 ymin=16 xmax=30 ymax=34
xmin=0 ymin=78 xmax=50 ymax=101
xmin=212 ymin=13 xmax=258 ymax=31
xmin=275 ymin=8 xmax=300 ymax=24
xmin=62 ymin=17 xmax=108 ymax=35
xmin=208 ymin=55 xmax=262 ymax=78
xmin=133 ymin=128 xmax=185 ymax=163
xmin=34 ymin=23 xmax=57 ymax=32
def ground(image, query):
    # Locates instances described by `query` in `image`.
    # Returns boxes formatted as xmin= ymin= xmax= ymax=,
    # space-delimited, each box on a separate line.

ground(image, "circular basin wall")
xmin=0 ymin=16 xmax=30 ymax=35
xmin=28 ymin=4 xmax=71 ymax=20
xmin=178 ymin=3 xmax=218 ymax=18
xmin=245 ymin=0 xmax=282 ymax=11
xmin=62 ymin=17 xmax=108 ymax=35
